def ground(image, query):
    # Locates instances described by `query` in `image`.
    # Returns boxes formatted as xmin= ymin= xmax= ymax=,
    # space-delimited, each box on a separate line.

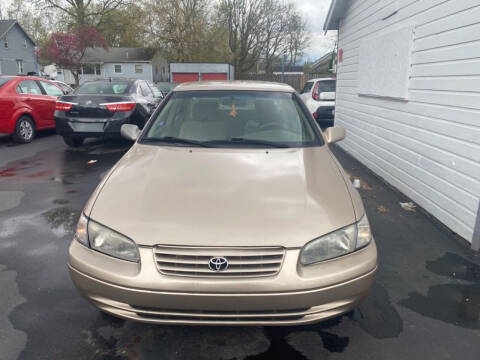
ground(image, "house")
xmin=60 ymin=47 xmax=168 ymax=85
xmin=272 ymin=65 xmax=304 ymax=75
xmin=0 ymin=20 xmax=37 ymax=75
xmin=170 ymin=63 xmax=234 ymax=83
xmin=324 ymin=0 xmax=480 ymax=251
xmin=309 ymin=51 xmax=336 ymax=74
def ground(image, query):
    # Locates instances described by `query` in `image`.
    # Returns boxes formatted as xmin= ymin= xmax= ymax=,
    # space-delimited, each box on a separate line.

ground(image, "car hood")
xmin=89 ymin=144 xmax=356 ymax=248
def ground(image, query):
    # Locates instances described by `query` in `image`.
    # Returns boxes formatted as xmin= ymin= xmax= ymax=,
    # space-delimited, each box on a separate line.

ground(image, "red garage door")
xmin=172 ymin=73 xmax=199 ymax=83
xmin=201 ymin=73 xmax=228 ymax=81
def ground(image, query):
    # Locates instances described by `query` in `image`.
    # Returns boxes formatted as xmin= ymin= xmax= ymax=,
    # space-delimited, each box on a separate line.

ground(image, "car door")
xmin=16 ymin=80 xmax=49 ymax=129
xmin=37 ymin=80 xmax=64 ymax=128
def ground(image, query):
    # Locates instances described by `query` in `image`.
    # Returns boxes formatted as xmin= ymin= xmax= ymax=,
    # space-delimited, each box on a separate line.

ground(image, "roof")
xmin=82 ymin=47 xmax=156 ymax=63
xmin=323 ymin=0 xmax=350 ymax=31
xmin=174 ymin=81 xmax=295 ymax=93
xmin=0 ymin=19 xmax=36 ymax=46
xmin=272 ymin=65 xmax=304 ymax=73
xmin=305 ymin=78 xmax=336 ymax=83
xmin=311 ymin=51 xmax=334 ymax=68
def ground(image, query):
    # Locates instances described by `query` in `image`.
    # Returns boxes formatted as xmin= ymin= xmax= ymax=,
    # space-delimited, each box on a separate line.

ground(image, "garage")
xmin=170 ymin=63 xmax=234 ymax=83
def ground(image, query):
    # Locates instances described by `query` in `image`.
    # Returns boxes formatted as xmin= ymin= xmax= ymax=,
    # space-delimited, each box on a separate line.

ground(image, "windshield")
xmin=143 ymin=91 xmax=321 ymax=148
xmin=75 ymin=81 xmax=130 ymax=95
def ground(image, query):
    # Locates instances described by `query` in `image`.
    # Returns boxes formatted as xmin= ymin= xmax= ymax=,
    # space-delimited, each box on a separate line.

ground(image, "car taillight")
xmin=312 ymin=82 xmax=320 ymax=100
xmin=313 ymin=112 xmax=318 ymax=119
xmin=104 ymin=102 xmax=136 ymax=112
xmin=56 ymin=102 xmax=73 ymax=111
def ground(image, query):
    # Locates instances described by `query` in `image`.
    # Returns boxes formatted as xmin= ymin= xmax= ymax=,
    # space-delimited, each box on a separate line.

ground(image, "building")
xmin=0 ymin=20 xmax=37 ymax=75
xmin=272 ymin=65 xmax=304 ymax=75
xmin=324 ymin=0 xmax=480 ymax=250
xmin=309 ymin=51 xmax=336 ymax=74
xmin=170 ymin=63 xmax=234 ymax=83
xmin=60 ymin=47 xmax=168 ymax=85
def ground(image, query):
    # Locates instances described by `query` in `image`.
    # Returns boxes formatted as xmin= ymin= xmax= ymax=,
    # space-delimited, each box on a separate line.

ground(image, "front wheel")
xmin=63 ymin=136 xmax=84 ymax=147
xmin=13 ymin=116 xmax=35 ymax=143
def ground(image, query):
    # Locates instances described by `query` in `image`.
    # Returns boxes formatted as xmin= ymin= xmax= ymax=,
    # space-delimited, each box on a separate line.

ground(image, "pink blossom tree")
xmin=39 ymin=26 xmax=108 ymax=87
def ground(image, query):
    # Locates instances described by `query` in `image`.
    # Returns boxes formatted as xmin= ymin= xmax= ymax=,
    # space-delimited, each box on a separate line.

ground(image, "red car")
xmin=0 ymin=75 xmax=66 ymax=143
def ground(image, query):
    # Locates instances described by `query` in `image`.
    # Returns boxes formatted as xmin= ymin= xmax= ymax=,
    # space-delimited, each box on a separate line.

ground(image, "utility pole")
xmin=281 ymin=54 xmax=286 ymax=83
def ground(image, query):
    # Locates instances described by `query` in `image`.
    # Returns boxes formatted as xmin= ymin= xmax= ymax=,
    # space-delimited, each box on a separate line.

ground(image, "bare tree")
xmin=285 ymin=10 xmax=309 ymax=66
xmin=217 ymin=0 xmax=268 ymax=74
xmin=37 ymin=0 xmax=129 ymax=28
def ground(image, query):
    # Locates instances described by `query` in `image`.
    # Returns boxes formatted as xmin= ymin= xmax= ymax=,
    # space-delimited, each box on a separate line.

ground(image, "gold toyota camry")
xmin=68 ymin=81 xmax=377 ymax=325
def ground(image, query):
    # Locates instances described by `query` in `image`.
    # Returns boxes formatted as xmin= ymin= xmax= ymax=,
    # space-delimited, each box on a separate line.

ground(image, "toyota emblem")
xmin=208 ymin=257 xmax=229 ymax=272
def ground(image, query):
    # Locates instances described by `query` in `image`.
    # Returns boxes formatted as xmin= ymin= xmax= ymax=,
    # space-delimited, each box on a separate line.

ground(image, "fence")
xmin=236 ymin=72 xmax=333 ymax=91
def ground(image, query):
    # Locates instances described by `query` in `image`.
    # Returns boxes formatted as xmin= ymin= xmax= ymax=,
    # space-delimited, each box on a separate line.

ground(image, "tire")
xmin=13 ymin=116 xmax=35 ymax=143
xmin=63 ymin=136 xmax=84 ymax=147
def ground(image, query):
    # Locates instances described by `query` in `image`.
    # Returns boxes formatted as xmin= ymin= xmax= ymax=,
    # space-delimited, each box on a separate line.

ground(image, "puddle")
xmin=353 ymin=283 xmax=403 ymax=338
xmin=0 ymin=191 xmax=25 ymax=212
xmin=399 ymin=253 xmax=480 ymax=328
xmin=42 ymin=207 xmax=81 ymax=235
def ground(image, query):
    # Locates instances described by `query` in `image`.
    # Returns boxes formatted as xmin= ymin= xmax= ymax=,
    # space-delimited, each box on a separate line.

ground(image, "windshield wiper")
xmin=205 ymin=138 xmax=290 ymax=148
xmin=142 ymin=136 xmax=212 ymax=147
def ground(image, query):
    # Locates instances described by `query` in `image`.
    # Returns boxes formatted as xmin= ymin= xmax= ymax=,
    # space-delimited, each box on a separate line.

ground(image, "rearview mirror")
xmin=325 ymin=126 xmax=345 ymax=144
xmin=121 ymin=124 xmax=140 ymax=141
xmin=319 ymin=92 xmax=335 ymax=101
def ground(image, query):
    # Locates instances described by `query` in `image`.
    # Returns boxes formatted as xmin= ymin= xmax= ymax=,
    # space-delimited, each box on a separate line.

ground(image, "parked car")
xmin=300 ymin=78 xmax=336 ymax=127
xmin=155 ymin=82 xmax=178 ymax=96
xmin=53 ymin=80 xmax=74 ymax=94
xmin=0 ymin=75 xmax=65 ymax=143
xmin=69 ymin=81 xmax=377 ymax=326
xmin=313 ymin=105 xmax=335 ymax=130
xmin=55 ymin=79 xmax=161 ymax=147
xmin=148 ymin=82 xmax=164 ymax=101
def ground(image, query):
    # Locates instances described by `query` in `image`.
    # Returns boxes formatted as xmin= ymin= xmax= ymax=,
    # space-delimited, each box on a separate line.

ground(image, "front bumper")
xmin=68 ymin=240 xmax=377 ymax=326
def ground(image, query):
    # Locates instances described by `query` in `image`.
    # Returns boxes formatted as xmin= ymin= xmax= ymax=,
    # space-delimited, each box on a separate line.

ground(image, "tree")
xmin=37 ymin=0 xmax=130 ymax=28
xmin=39 ymin=26 xmax=108 ymax=86
xmin=142 ymin=0 xmax=228 ymax=62
xmin=285 ymin=11 xmax=309 ymax=66
xmin=216 ymin=0 xmax=268 ymax=74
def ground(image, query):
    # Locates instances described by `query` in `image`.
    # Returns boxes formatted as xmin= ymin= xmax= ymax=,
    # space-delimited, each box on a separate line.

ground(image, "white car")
xmin=300 ymin=78 xmax=336 ymax=128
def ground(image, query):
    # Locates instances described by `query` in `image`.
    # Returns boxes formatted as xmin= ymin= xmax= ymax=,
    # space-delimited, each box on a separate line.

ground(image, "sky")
xmin=294 ymin=0 xmax=337 ymax=62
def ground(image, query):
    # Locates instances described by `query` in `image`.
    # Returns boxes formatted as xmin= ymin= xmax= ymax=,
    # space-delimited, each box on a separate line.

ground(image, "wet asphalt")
xmin=0 ymin=132 xmax=479 ymax=360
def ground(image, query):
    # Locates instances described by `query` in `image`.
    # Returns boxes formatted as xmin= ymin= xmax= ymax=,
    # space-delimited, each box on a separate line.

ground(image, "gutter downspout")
xmin=472 ymin=201 xmax=480 ymax=252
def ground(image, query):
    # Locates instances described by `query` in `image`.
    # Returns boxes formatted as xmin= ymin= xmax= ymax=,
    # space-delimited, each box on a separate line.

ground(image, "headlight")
xmin=74 ymin=214 xmax=140 ymax=262
xmin=300 ymin=214 xmax=372 ymax=265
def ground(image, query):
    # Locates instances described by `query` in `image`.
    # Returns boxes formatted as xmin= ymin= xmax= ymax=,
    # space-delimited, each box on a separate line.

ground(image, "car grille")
xmin=131 ymin=306 xmax=310 ymax=323
xmin=153 ymin=245 xmax=285 ymax=277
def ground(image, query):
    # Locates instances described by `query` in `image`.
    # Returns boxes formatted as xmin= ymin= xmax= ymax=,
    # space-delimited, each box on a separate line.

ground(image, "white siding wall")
xmin=335 ymin=0 xmax=480 ymax=244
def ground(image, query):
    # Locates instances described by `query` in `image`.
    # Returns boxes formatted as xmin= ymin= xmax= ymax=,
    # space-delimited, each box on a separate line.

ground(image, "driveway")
xmin=0 ymin=134 xmax=479 ymax=359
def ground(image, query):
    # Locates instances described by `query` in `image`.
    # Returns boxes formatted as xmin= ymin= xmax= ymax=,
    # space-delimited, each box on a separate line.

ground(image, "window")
xmin=39 ymin=81 xmax=64 ymax=96
xmin=24 ymin=39 xmax=27 ymax=48
xmin=3 ymin=37 xmax=7 ymax=48
xmin=17 ymin=80 xmax=42 ymax=95
xmin=95 ymin=64 xmax=101 ymax=75
xmin=16 ymin=60 xmax=24 ymax=74
xmin=139 ymin=81 xmax=153 ymax=97
xmin=82 ymin=64 xmax=95 ymax=75
xmin=76 ymin=81 xmax=130 ymax=95
xmin=135 ymin=64 xmax=143 ymax=74
xmin=114 ymin=64 xmax=122 ymax=73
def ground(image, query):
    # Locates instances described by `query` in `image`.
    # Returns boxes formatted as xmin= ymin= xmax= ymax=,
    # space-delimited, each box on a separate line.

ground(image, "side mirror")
xmin=319 ymin=92 xmax=335 ymax=101
xmin=325 ymin=126 xmax=345 ymax=144
xmin=121 ymin=124 xmax=140 ymax=141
